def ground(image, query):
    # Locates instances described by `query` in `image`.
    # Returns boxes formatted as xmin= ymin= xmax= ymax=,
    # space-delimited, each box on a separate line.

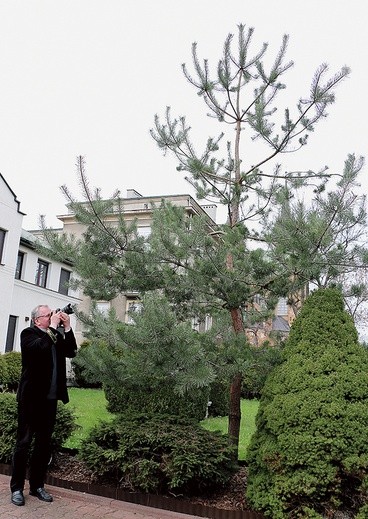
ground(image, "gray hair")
xmin=31 ymin=305 xmax=48 ymax=321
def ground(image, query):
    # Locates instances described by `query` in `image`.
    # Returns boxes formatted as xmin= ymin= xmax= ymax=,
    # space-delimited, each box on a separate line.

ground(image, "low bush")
xmin=0 ymin=355 xmax=7 ymax=388
xmin=104 ymin=383 xmax=209 ymax=422
xmin=79 ymin=412 xmax=236 ymax=494
xmin=0 ymin=392 xmax=78 ymax=464
xmin=0 ymin=393 xmax=18 ymax=462
xmin=2 ymin=351 xmax=22 ymax=391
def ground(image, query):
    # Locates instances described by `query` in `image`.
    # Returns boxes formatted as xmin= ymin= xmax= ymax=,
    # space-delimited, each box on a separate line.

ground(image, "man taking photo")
xmin=10 ymin=304 xmax=77 ymax=506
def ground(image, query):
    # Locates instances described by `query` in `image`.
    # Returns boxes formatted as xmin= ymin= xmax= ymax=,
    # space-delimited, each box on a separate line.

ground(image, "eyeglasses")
xmin=36 ymin=313 xmax=51 ymax=319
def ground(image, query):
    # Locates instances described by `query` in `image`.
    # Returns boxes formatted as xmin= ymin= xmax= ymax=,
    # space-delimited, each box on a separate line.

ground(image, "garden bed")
xmin=0 ymin=450 xmax=265 ymax=519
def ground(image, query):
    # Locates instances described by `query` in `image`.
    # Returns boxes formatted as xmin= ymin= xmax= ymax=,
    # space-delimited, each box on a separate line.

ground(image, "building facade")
xmin=56 ymin=189 xmax=217 ymax=334
xmin=1 ymin=176 xmax=292 ymax=354
xmin=0 ymin=174 xmax=80 ymax=354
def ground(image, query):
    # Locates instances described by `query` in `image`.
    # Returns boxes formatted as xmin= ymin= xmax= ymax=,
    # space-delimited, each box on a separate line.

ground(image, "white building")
xmin=0 ymin=174 xmax=80 ymax=353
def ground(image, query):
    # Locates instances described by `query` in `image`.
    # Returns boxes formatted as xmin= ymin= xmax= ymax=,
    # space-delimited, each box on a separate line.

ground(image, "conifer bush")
xmin=0 ymin=392 xmax=77 ymax=463
xmin=104 ymin=383 xmax=209 ymax=421
xmin=0 ymin=355 xmax=7 ymax=388
xmin=2 ymin=351 xmax=22 ymax=391
xmin=79 ymin=412 xmax=236 ymax=494
xmin=246 ymin=288 xmax=368 ymax=518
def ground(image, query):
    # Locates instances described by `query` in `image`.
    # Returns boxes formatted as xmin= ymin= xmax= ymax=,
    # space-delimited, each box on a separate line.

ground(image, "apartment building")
xmin=56 ymin=189 xmax=218 ymax=332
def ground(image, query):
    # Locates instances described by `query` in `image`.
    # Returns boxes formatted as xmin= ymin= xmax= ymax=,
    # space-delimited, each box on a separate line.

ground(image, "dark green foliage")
xmin=104 ymin=383 xmax=209 ymax=422
xmin=246 ymin=288 xmax=368 ymax=518
xmin=73 ymin=293 xmax=214 ymax=422
xmin=71 ymin=341 xmax=102 ymax=388
xmin=0 ymin=392 xmax=78 ymax=463
xmin=42 ymin=24 xmax=365 ymax=463
xmin=208 ymin=379 xmax=229 ymax=417
xmin=0 ymin=393 xmax=18 ymax=462
xmin=79 ymin=412 xmax=236 ymax=494
xmin=0 ymin=355 xmax=7 ymax=387
xmin=1 ymin=351 xmax=22 ymax=391
xmin=51 ymin=402 xmax=79 ymax=451
xmin=242 ymin=343 xmax=284 ymax=400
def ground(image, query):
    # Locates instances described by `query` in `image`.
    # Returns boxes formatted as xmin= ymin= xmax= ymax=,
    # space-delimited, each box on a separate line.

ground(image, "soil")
xmin=49 ymin=451 xmax=249 ymax=511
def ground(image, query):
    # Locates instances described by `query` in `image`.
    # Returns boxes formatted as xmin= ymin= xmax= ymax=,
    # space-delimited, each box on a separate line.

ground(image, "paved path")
xmin=0 ymin=474 xmax=203 ymax=519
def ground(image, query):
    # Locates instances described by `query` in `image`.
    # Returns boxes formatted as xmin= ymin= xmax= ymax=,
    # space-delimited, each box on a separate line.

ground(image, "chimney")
xmin=201 ymin=204 xmax=217 ymax=222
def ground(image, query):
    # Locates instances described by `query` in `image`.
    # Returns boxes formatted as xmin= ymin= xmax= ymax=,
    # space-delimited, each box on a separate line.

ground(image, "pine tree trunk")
xmin=227 ymin=114 xmax=243 ymax=459
xmin=227 ymin=306 xmax=244 ymax=459
xmin=228 ymin=371 xmax=243 ymax=456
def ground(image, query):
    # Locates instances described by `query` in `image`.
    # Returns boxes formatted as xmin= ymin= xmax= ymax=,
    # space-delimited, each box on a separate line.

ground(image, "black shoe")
xmin=11 ymin=490 xmax=25 ymax=506
xmin=30 ymin=487 xmax=53 ymax=502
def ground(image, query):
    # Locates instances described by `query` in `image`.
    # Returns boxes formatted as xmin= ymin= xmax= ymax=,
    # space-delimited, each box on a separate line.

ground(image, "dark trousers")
xmin=10 ymin=398 xmax=57 ymax=492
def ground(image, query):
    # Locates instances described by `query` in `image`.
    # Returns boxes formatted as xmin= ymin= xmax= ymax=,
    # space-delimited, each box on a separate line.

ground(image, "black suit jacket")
xmin=17 ymin=325 xmax=77 ymax=406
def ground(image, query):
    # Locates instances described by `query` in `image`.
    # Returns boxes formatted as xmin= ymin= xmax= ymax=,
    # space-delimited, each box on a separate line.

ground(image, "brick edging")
xmin=0 ymin=463 xmax=264 ymax=519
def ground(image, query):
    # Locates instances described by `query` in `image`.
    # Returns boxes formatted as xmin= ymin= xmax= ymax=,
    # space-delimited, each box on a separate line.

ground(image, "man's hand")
xmin=58 ymin=311 xmax=71 ymax=332
xmin=50 ymin=311 xmax=62 ymax=329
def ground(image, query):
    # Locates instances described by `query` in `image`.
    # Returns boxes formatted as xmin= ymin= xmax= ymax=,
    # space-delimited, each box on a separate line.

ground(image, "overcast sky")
xmin=1 ymin=0 xmax=367 ymax=229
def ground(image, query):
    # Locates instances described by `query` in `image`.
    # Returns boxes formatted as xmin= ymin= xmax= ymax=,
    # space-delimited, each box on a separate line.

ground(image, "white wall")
xmin=0 ymin=176 xmax=24 ymax=350
xmin=0 ymin=174 xmax=81 ymax=354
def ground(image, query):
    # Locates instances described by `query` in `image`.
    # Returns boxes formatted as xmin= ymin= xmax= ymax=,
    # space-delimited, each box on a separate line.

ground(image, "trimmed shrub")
xmin=246 ymin=288 xmax=368 ymax=518
xmin=2 ymin=351 xmax=22 ymax=391
xmin=51 ymin=402 xmax=79 ymax=451
xmin=0 ymin=393 xmax=18 ymax=462
xmin=0 ymin=355 xmax=7 ymax=388
xmin=241 ymin=343 xmax=284 ymax=400
xmin=79 ymin=412 xmax=236 ymax=494
xmin=0 ymin=392 xmax=78 ymax=464
xmin=104 ymin=383 xmax=209 ymax=422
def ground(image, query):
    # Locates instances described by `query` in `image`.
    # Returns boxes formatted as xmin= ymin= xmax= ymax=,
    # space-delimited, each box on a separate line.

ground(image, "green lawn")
xmin=201 ymin=399 xmax=259 ymax=460
xmin=64 ymin=388 xmax=259 ymax=459
xmin=63 ymin=387 xmax=115 ymax=449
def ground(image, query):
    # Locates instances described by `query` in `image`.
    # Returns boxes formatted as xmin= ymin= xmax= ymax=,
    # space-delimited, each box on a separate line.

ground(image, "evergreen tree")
xmin=246 ymin=288 xmax=368 ymax=518
xmin=265 ymin=154 xmax=367 ymax=316
xmin=149 ymin=24 xmax=365 ymax=455
xmin=41 ymin=24 xmax=367 ymax=458
xmin=70 ymin=293 xmax=215 ymax=419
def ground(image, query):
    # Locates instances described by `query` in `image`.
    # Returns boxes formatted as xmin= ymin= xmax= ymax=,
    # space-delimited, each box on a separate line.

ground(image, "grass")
xmin=63 ymin=387 xmax=115 ymax=450
xmin=64 ymin=388 xmax=259 ymax=459
xmin=201 ymin=399 xmax=259 ymax=460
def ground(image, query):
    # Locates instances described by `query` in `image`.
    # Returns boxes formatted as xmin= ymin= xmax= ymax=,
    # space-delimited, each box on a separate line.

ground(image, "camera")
xmin=55 ymin=303 xmax=75 ymax=315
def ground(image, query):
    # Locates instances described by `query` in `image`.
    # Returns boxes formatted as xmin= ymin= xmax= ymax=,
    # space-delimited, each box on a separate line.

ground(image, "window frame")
xmin=58 ymin=268 xmax=71 ymax=295
xmin=35 ymin=258 xmax=49 ymax=288
xmin=5 ymin=315 xmax=17 ymax=352
xmin=0 ymin=228 xmax=6 ymax=264
xmin=15 ymin=251 xmax=25 ymax=280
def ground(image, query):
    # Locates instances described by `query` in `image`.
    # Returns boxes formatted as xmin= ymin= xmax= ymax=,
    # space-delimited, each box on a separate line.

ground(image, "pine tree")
xmin=149 ymin=24 xmax=364 ymax=455
xmin=41 ymin=24 xmax=368 ymax=459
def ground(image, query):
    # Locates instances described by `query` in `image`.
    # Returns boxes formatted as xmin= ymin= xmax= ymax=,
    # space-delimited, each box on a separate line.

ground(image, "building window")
xmin=276 ymin=297 xmax=288 ymax=316
xmin=58 ymin=268 xmax=71 ymax=295
xmin=5 ymin=315 xmax=17 ymax=352
xmin=126 ymin=299 xmax=142 ymax=324
xmin=96 ymin=301 xmax=111 ymax=316
xmin=0 ymin=228 xmax=6 ymax=264
xmin=191 ymin=317 xmax=200 ymax=332
xmin=35 ymin=259 xmax=49 ymax=287
xmin=15 ymin=251 xmax=25 ymax=280
xmin=137 ymin=226 xmax=151 ymax=238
